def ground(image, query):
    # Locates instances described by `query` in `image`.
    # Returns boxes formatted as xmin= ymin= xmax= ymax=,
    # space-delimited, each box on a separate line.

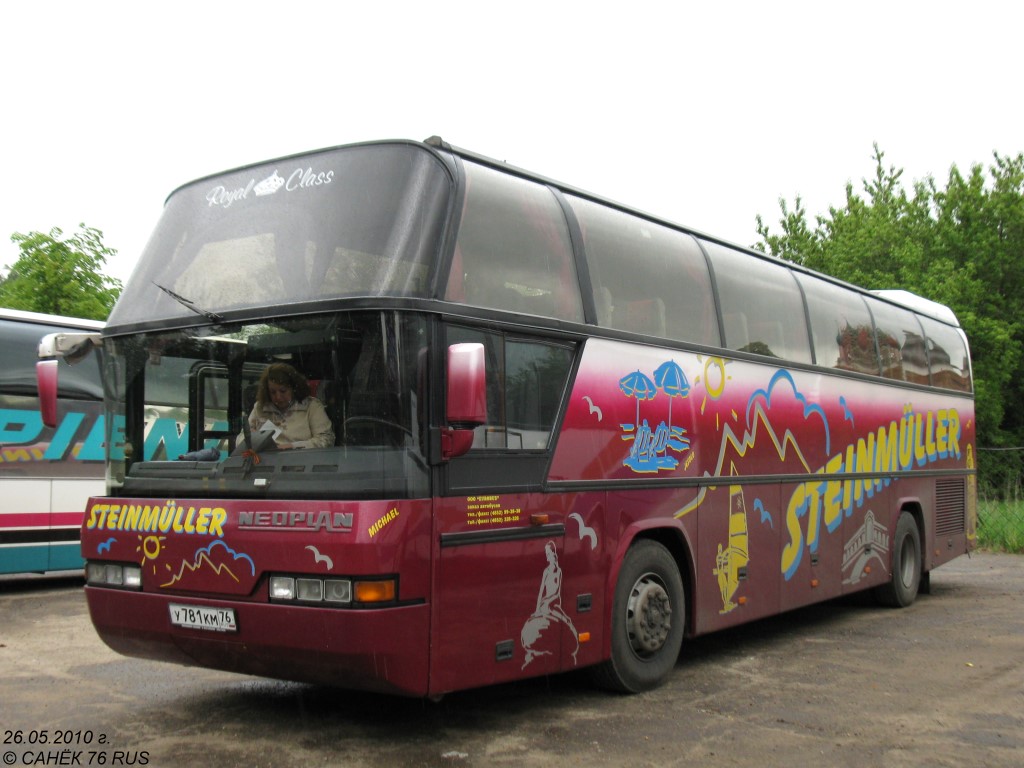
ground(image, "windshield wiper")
xmin=153 ymin=282 xmax=224 ymax=322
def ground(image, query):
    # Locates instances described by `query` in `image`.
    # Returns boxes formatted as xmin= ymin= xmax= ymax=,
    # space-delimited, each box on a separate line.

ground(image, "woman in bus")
xmin=244 ymin=363 xmax=335 ymax=449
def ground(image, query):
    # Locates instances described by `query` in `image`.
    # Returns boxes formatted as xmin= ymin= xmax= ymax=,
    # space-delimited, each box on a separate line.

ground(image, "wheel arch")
xmin=894 ymin=496 xmax=927 ymax=573
xmin=605 ymin=521 xmax=696 ymax=651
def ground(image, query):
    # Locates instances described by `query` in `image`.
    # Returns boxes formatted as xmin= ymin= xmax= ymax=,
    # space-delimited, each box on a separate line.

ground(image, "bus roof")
xmin=0 ymin=308 xmax=105 ymax=330
xmin=870 ymin=290 xmax=960 ymax=326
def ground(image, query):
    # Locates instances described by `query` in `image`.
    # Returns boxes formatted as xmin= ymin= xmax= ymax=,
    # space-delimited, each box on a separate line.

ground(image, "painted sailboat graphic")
xmin=713 ymin=464 xmax=750 ymax=614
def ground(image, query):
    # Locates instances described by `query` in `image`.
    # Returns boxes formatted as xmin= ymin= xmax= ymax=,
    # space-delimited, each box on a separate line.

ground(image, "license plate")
xmin=169 ymin=603 xmax=238 ymax=633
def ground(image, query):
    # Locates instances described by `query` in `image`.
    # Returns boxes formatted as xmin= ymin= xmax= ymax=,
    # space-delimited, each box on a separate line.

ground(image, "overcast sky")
xmin=2 ymin=1 xmax=1020 ymax=284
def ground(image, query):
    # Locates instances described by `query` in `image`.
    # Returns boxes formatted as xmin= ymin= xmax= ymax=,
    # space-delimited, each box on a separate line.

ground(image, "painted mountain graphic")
xmin=161 ymin=540 xmax=256 ymax=591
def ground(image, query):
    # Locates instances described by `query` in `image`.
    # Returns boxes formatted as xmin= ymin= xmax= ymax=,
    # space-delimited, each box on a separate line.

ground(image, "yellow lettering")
xmin=805 ymin=477 xmax=823 ymax=553
xmin=855 ymin=434 xmax=874 ymax=503
xmin=843 ymin=444 xmax=855 ymax=513
xmin=876 ymin=422 xmax=898 ymax=476
xmin=158 ymin=504 xmax=175 ymax=533
xmin=140 ymin=505 xmax=159 ymax=532
xmin=925 ymin=411 xmax=937 ymax=460
xmin=208 ymin=507 xmax=226 ymax=537
xmin=122 ymin=504 xmax=141 ymax=531
xmin=936 ymin=409 xmax=948 ymax=457
xmin=899 ymin=407 xmax=915 ymax=469
xmin=947 ymin=409 xmax=961 ymax=457
xmin=781 ymin=485 xmax=806 ymax=579
xmin=195 ymin=507 xmax=210 ymax=535
xmin=172 ymin=505 xmax=186 ymax=533
xmin=914 ymin=414 xmax=926 ymax=465
xmin=823 ymin=452 xmax=844 ymax=532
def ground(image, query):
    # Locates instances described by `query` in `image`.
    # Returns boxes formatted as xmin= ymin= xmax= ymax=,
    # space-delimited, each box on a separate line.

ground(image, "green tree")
xmin=756 ymin=145 xmax=1024 ymax=494
xmin=0 ymin=224 xmax=122 ymax=320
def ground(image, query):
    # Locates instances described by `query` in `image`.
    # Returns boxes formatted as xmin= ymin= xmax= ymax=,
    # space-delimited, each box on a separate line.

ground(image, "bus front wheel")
xmin=874 ymin=511 xmax=922 ymax=608
xmin=592 ymin=539 xmax=685 ymax=693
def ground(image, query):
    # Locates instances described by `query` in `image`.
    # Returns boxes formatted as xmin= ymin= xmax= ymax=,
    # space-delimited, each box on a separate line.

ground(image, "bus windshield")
xmin=106 ymin=311 xmax=429 ymax=500
xmin=107 ymin=143 xmax=451 ymax=329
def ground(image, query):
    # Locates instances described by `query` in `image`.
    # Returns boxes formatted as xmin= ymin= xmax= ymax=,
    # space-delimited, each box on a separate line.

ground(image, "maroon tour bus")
xmin=45 ymin=137 xmax=975 ymax=697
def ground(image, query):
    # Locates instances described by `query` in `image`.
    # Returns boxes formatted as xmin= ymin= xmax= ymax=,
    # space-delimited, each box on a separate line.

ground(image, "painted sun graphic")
xmin=136 ymin=534 xmax=167 ymax=574
xmin=694 ymin=355 xmax=733 ymax=428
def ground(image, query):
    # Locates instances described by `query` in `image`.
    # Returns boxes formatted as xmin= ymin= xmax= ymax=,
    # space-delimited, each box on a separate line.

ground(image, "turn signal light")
xmin=354 ymin=579 xmax=396 ymax=604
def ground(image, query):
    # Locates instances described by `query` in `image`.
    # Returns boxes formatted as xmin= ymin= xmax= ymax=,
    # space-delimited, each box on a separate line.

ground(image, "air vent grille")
xmin=935 ymin=478 xmax=966 ymax=536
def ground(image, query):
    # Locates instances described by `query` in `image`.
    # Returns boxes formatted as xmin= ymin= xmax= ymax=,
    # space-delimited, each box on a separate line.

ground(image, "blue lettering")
xmin=145 ymin=418 xmax=189 ymax=460
xmin=42 ymin=411 xmax=85 ymax=460
xmin=78 ymin=415 xmax=108 ymax=460
xmin=0 ymin=408 xmax=43 ymax=444
xmin=108 ymin=415 xmax=126 ymax=460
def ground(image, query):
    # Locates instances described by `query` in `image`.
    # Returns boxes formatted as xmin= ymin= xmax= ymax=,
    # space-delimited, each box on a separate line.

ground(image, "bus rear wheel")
xmin=591 ymin=539 xmax=684 ymax=693
xmin=874 ymin=511 xmax=922 ymax=608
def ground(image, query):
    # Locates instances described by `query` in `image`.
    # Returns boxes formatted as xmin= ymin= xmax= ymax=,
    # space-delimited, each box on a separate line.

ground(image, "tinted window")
xmin=797 ymin=273 xmax=878 ymax=374
xmin=110 ymin=144 xmax=450 ymax=328
xmin=0 ymin=318 xmax=102 ymax=399
xmin=919 ymin=316 xmax=972 ymax=392
xmin=569 ymin=197 xmax=718 ymax=345
xmin=109 ymin=312 xmax=430 ymax=499
xmin=447 ymin=327 xmax=573 ymax=450
xmin=864 ymin=297 xmax=928 ymax=384
xmin=704 ymin=242 xmax=811 ymax=363
xmin=446 ymin=163 xmax=583 ymax=322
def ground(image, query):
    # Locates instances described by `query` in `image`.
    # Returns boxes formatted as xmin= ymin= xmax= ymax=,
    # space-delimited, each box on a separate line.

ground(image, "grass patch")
xmin=977 ymin=499 xmax=1024 ymax=553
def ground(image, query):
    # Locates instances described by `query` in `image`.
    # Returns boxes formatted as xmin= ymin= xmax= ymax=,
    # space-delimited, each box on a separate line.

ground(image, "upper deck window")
xmin=918 ymin=316 xmax=972 ymax=392
xmin=797 ymin=273 xmax=879 ymax=375
xmin=446 ymin=163 xmax=583 ymax=323
xmin=568 ymin=197 xmax=718 ymax=345
xmin=108 ymin=144 xmax=451 ymax=329
xmin=704 ymin=242 xmax=812 ymax=364
xmin=864 ymin=296 xmax=928 ymax=384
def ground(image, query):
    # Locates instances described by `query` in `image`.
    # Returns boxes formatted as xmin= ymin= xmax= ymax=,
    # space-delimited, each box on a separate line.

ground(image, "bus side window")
xmin=704 ymin=240 xmax=812 ymax=364
xmin=569 ymin=196 xmax=718 ymax=346
xmin=918 ymin=315 xmax=972 ymax=392
xmin=723 ymin=312 xmax=750 ymax=352
xmin=621 ymin=298 xmax=666 ymax=337
xmin=797 ymin=272 xmax=879 ymax=374
xmin=748 ymin=320 xmax=785 ymax=358
xmin=446 ymin=326 xmax=573 ymax=451
xmin=448 ymin=162 xmax=583 ymax=323
xmin=595 ymin=287 xmax=615 ymax=327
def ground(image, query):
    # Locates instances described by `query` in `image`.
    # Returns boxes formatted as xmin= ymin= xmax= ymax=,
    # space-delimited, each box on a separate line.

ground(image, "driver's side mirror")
xmin=443 ymin=343 xmax=486 ymax=459
xmin=36 ymin=359 xmax=59 ymax=428
xmin=36 ymin=331 xmax=102 ymax=428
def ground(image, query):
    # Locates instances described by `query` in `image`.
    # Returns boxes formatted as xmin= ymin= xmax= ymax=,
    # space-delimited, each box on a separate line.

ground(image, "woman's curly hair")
xmin=255 ymin=363 xmax=311 ymax=407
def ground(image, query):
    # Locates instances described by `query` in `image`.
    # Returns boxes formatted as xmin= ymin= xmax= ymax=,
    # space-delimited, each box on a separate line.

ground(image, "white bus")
xmin=0 ymin=308 xmax=104 ymax=573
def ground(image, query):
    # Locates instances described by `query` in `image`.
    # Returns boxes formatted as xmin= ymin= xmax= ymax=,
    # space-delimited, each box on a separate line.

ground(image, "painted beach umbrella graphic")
xmin=619 ymin=369 xmax=657 ymax=426
xmin=654 ymin=359 xmax=690 ymax=426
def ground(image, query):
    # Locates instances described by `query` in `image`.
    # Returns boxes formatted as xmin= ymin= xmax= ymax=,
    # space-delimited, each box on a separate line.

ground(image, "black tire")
xmin=591 ymin=539 xmax=685 ymax=693
xmin=874 ymin=512 xmax=922 ymax=608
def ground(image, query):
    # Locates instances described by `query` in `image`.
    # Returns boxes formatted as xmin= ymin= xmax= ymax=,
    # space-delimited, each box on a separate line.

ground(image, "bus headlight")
xmin=86 ymin=561 xmax=142 ymax=590
xmin=324 ymin=579 xmax=352 ymax=603
xmin=296 ymin=578 xmax=323 ymax=602
xmin=270 ymin=575 xmax=386 ymax=606
xmin=269 ymin=576 xmax=296 ymax=600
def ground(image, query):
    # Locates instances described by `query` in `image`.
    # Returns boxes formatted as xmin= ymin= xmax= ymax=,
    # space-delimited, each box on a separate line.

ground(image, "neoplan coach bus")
xmin=41 ymin=137 xmax=975 ymax=696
